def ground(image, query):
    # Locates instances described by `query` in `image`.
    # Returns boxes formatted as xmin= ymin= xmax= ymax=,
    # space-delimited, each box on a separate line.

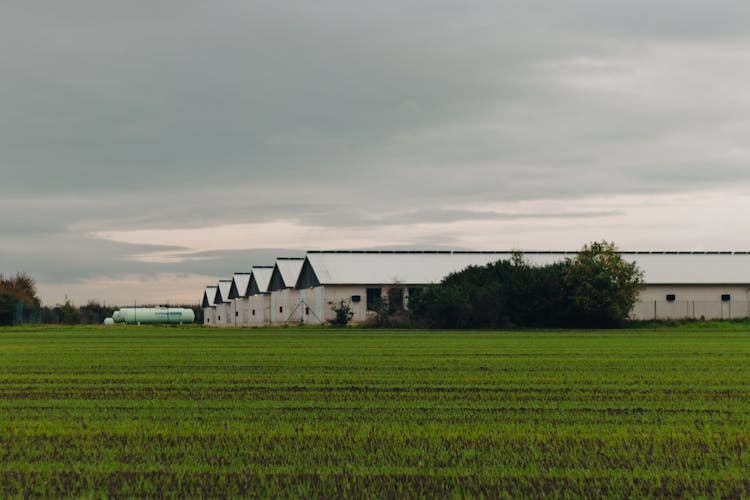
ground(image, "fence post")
xmin=654 ymin=300 xmax=657 ymax=320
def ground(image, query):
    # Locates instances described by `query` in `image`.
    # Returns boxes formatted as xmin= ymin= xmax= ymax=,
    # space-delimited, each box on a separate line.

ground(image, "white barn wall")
xmin=246 ymin=294 xmax=271 ymax=327
xmin=270 ymin=288 xmax=302 ymax=324
xmin=299 ymin=285 xmax=369 ymax=325
xmin=234 ymin=298 xmax=250 ymax=326
xmin=215 ymin=302 xmax=233 ymax=327
xmin=204 ymin=307 xmax=216 ymax=325
xmin=299 ymin=285 xmax=412 ymax=325
xmin=633 ymin=285 xmax=750 ymax=320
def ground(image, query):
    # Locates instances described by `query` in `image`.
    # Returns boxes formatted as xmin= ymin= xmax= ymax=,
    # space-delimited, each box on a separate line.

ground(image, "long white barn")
xmin=202 ymin=250 xmax=750 ymax=326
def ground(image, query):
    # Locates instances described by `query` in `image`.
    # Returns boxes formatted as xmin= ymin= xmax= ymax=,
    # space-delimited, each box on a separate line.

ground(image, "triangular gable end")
xmin=295 ymin=257 xmax=320 ymax=289
xmin=248 ymin=266 xmax=274 ymax=295
xmin=228 ymin=280 xmax=240 ymax=299
xmin=203 ymin=286 xmax=218 ymax=307
xmin=217 ymin=280 xmax=233 ymax=303
xmin=248 ymin=274 xmax=262 ymax=295
xmin=213 ymin=287 xmax=223 ymax=304
xmin=267 ymin=265 xmax=286 ymax=292
xmin=229 ymin=273 xmax=252 ymax=299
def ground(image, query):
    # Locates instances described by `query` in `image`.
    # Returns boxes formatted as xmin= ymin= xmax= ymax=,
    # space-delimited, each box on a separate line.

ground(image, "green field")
xmin=1 ymin=325 xmax=750 ymax=497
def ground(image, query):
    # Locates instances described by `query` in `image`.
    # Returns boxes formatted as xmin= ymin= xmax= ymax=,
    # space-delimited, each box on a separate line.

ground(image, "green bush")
xmin=410 ymin=242 xmax=643 ymax=329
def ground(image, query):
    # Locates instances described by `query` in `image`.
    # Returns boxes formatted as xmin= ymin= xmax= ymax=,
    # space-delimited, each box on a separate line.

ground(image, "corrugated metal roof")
xmin=203 ymin=286 xmax=218 ymax=307
xmin=517 ymin=252 xmax=750 ymax=284
xmin=251 ymin=266 xmax=274 ymax=293
xmin=301 ymin=251 xmax=750 ymax=285
xmin=216 ymin=280 xmax=233 ymax=303
xmin=274 ymin=258 xmax=305 ymax=288
xmin=230 ymin=273 xmax=251 ymax=298
xmin=302 ymin=252 xmax=530 ymax=285
xmin=624 ymin=253 xmax=750 ymax=284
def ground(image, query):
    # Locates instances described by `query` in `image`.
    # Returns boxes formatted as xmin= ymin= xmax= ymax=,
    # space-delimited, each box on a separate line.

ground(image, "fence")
xmin=631 ymin=300 xmax=750 ymax=321
xmin=0 ymin=302 xmax=44 ymax=326
xmin=12 ymin=302 xmax=43 ymax=325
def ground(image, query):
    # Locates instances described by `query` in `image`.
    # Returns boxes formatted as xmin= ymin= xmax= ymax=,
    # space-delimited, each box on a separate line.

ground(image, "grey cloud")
xmin=0 ymin=225 xmax=301 ymax=286
xmin=3 ymin=1 xmax=747 ymax=197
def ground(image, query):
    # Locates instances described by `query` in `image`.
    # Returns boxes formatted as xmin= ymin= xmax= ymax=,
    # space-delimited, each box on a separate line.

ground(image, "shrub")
xmin=329 ymin=300 xmax=354 ymax=327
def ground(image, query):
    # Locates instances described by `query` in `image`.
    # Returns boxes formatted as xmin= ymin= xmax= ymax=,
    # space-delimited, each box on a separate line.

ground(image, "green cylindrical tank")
xmin=114 ymin=307 xmax=195 ymax=324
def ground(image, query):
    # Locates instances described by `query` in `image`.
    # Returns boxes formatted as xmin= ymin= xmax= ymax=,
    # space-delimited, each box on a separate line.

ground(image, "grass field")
xmin=1 ymin=325 xmax=750 ymax=497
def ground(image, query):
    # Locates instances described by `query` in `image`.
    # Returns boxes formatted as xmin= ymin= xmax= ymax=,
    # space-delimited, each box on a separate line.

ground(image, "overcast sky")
xmin=2 ymin=1 xmax=750 ymax=305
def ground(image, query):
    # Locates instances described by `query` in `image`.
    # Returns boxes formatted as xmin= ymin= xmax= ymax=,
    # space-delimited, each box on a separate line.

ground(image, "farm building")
xmin=202 ymin=250 xmax=750 ymax=326
xmin=296 ymin=251 xmax=532 ymax=325
xmin=229 ymin=266 xmax=274 ymax=326
xmin=201 ymin=286 xmax=218 ymax=325
xmin=228 ymin=272 xmax=252 ymax=325
xmin=626 ymin=252 xmax=750 ymax=320
xmin=213 ymin=280 xmax=234 ymax=327
xmin=248 ymin=266 xmax=274 ymax=326
xmin=268 ymin=258 xmax=305 ymax=324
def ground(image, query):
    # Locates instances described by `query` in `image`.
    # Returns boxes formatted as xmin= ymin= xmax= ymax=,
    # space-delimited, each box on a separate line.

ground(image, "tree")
xmin=563 ymin=241 xmax=644 ymax=327
xmin=0 ymin=294 xmax=16 ymax=326
xmin=60 ymin=300 xmax=79 ymax=325
xmin=0 ymin=272 xmax=40 ymax=311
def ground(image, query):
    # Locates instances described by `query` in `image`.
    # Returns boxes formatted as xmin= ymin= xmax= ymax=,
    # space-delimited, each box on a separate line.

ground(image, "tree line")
xmin=0 ymin=273 xmax=202 ymax=325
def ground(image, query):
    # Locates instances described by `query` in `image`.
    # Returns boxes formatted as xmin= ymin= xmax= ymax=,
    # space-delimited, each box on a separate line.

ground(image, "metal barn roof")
xmin=269 ymin=258 xmax=305 ymax=291
xmin=512 ymin=252 xmax=750 ymax=284
xmin=299 ymin=252 xmax=535 ymax=286
xmin=623 ymin=253 xmax=750 ymax=284
xmin=215 ymin=280 xmax=233 ymax=304
xmin=300 ymin=251 xmax=750 ymax=286
xmin=202 ymin=286 xmax=218 ymax=308
xmin=229 ymin=273 xmax=252 ymax=299
xmin=250 ymin=266 xmax=274 ymax=294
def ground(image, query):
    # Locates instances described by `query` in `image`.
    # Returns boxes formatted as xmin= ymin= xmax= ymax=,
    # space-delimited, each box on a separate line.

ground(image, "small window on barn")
xmin=235 ymin=311 xmax=239 ymax=317
xmin=722 ymin=294 xmax=731 ymax=302
xmin=351 ymin=295 xmax=361 ymax=303
xmin=218 ymin=315 xmax=221 ymax=321
xmin=279 ymin=306 xmax=283 ymax=313
xmin=305 ymin=307 xmax=310 ymax=315
xmin=666 ymin=294 xmax=676 ymax=302
xmin=366 ymin=288 xmax=382 ymax=311
xmin=252 ymin=309 xmax=256 ymax=316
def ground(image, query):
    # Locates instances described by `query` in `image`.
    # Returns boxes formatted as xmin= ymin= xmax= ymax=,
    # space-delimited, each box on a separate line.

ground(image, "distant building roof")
xmin=202 ymin=286 xmax=218 ymax=308
xmin=622 ymin=253 xmax=750 ymax=284
xmin=299 ymin=250 xmax=750 ymax=286
xmin=268 ymin=258 xmax=305 ymax=291
xmin=249 ymin=266 xmax=274 ymax=294
xmin=229 ymin=273 xmax=252 ymax=299
xmin=215 ymin=280 xmax=233 ymax=304
xmin=297 ymin=252 xmax=532 ymax=287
